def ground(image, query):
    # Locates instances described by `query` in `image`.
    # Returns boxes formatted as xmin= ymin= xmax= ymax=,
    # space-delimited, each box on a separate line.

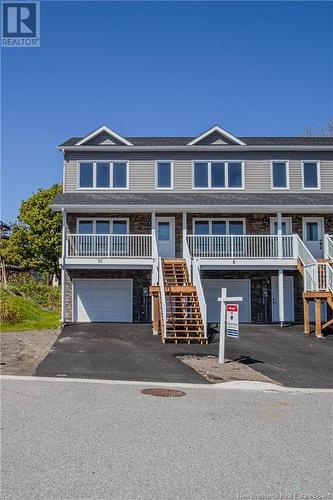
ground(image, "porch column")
xmin=278 ymin=269 xmax=284 ymax=327
xmin=61 ymin=209 xmax=67 ymax=323
xmin=182 ymin=212 xmax=187 ymax=239
xmin=151 ymin=212 xmax=158 ymax=326
xmin=277 ymin=211 xmax=283 ymax=259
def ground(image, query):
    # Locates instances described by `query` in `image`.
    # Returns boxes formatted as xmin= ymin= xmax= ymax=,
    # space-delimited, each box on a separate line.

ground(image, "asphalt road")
xmin=1 ymin=377 xmax=332 ymax=500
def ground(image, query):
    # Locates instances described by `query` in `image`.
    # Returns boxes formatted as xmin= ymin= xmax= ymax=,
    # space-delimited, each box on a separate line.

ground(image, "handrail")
xmin=304 ymin=262 xmax=333 ymax=293
xmin=151 ymin=230 xmax=159 ymax=285
xmin=187 ymin=234 xmax=294 ymax=259
xmin=66 ymin=233 xmax=152 ymax=258
xmin=324 ymin=234 xmax=333 ymax=261
xmin=183 ymin=232 xmax=192 ymax=282
xmin=158 ymin=257 xmax=167 ymax=340
xmin=192 ymin=258 xmax=207 ymax=338
xmin=293 ymin=234 xmax=316 ymax=266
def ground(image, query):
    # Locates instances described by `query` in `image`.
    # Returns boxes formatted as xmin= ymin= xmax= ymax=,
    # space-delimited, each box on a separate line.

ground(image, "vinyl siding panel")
xmin=64 ymin=152 xmax=333 ymax=194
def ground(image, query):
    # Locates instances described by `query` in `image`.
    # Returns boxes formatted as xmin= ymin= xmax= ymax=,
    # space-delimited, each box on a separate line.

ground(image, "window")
xmin=193 ymin=161 xmax=244 ymax=188
xmin=78 ymin=219 xmax=128 ymax=234
xmin=158 ymin=222 xmax=170 ymax=241
xmin=156 ymin=161 xmax=173 ymax=189
xmin=79 ymin=163 xmax=94 ymax=188
xmin=78 ymin=162 xmax=128 ymax=189
xmin=271 ymin=161 xmax=289 ymax=189
xmin=194 ymin=219 xmax=245 ymax=235
xmin=302 ymin=161 xmax=320 ymax=189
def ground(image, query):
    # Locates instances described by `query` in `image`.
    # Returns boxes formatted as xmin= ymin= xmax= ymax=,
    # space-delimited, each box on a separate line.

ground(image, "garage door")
xmin=203 ymin=279 xmax=251 ymax=323
xmin=74 ymin=279 xmax=133 ymax=322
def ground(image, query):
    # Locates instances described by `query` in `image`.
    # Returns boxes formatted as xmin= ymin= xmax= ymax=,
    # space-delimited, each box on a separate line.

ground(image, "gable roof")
xmin=59 ymin=135 xmax=333 ymax=147
xmin=187 ymin=125 xmax=246 ymax=146
xmin=76 ymin=125 xmax=133 ymax=146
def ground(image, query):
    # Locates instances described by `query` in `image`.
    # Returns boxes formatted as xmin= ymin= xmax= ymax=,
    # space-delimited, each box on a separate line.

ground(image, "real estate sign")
xmin=226 ymin=304 xmax=239 ymax=338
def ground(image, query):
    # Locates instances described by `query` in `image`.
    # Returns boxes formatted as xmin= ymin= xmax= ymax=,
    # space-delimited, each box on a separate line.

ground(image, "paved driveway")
xmin=36 ymin=323 xmax=208 ymax=383
xmin=36 ymin=323 xmax=333 ymax=388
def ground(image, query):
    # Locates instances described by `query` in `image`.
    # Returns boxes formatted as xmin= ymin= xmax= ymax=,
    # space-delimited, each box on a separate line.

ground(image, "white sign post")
xmin=218 ymin=288 xmax=243 ymax=364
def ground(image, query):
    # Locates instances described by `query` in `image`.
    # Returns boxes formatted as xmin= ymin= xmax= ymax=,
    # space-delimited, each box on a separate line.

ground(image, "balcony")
xmin=186 ymin=234 xmax=297 ymax=268
xmin=64 ymin=234 xmax=156 ymax=267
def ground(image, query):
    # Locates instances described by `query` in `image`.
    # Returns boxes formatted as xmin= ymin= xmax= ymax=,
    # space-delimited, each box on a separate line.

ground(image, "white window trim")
xmin=301 ymin=161 xmax=321 ymax=190
xmin=192 ymin=218 xmax=246 ymax=235
xmin=77 ymin=161 xmax=129 ymax=190
xmin=269 ymin=216 xmax=293 ymax=235
xmin=76 ymin=218 xmax=129 ymax=234
xmin=270 ymin=160 xmax=290 ymax=190
xmin=192 ymin=161 xmax=245 ymax=190
xmin=155 ymin=160 xmax=174 ymax=190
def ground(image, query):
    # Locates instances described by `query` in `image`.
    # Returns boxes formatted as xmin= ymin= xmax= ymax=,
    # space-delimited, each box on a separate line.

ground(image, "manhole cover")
xmin=141 ymin=388 xmax=185 ymax=398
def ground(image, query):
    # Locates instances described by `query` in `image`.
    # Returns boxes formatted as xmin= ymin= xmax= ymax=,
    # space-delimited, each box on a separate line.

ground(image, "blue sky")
xmin=2 ymin=1 xmax=333 ymax=221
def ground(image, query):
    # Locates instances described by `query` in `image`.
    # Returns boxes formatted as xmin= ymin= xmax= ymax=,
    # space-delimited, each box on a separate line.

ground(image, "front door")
xmin=271 ymin=276 xmax=294 ymax=322
xmin=302 ymin=217 xmax=324 ymax=258
xmin=156 ymin=217 xmax=175 ymax=258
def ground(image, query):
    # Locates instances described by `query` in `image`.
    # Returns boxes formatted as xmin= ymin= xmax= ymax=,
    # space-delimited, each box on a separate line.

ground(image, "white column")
xmin=278 ymin=269 xmax=284 ymax=327
xmin=151 ymin=212 xmax=157 ymax=324
xmin=182 ymin=212 xmax=187 ymax=239
xmin=61 ymin=209 xmax=67 ymax=323
xmin=277 ymin=211 xmax=283 ymax=259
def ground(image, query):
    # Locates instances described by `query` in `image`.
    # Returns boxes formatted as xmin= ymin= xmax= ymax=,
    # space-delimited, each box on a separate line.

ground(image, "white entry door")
xmin=302 ymin=217 xmax=324 ymax=258
xmin=74 ymin=279 xmax=133 ymax=322
xmin=271 ymin=276 xmax=294 ymax=322
xmin=203 ymin=279 xmax=251 ymax=323
xmin=156 ymin=217 xmax=175 ymax=258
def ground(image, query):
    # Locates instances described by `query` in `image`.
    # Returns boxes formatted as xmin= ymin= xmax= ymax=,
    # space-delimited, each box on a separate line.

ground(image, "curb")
xmin=1 ymin=375 xmax=332 ymax=393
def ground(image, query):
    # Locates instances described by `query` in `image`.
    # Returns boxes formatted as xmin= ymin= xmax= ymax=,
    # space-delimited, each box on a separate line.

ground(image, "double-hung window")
xmin=302 ymin=161 xmax=320 ymax=189
xmin=193 ymin=161 xmax=243 ymax=188
xmin=271 ymin=161 xmax=289 ymax=189
xmin=79 ymin=162 xmax=128 ymax=189
xmin=156 ymin=161 xmax=173 ymax=189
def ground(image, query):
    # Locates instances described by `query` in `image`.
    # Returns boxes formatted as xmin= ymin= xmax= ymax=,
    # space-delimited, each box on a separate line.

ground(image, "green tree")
xmin=5 ymin=184 xmax=62 ymax=283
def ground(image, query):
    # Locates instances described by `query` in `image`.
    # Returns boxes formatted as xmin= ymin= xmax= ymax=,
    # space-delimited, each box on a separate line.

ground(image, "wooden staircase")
xmin=150 ymin=259 xmax=207 ymax=344
xmin=298 ymin=258 xmax=333 ymax=337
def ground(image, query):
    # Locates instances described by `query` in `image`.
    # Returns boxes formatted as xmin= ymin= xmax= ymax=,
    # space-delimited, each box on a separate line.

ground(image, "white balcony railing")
xmin=324 ymin=234 xmax=333 ymax=261
xmin=66 ymin=234 xmax=152 ymax=258
xmin=187 ymin=234 xmax=294 ymax=259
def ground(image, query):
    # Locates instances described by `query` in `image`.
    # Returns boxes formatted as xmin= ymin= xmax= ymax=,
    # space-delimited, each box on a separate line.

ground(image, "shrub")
xmin=8 ymin=283 xmax=61 ymax=312
xmin=0 ymin=290 xmax=23 ymax=324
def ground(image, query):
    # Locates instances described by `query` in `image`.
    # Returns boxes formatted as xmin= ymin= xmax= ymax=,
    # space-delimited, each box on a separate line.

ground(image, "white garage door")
xmin=203 ymin=279 xmax=251 ymax=323
xmin=74 ymin=279 xmax=133 ymax=322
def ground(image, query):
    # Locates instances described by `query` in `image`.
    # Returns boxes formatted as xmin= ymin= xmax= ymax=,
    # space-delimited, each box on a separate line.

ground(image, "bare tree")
xmin=304 ymin=120 xmax=333 ymax=136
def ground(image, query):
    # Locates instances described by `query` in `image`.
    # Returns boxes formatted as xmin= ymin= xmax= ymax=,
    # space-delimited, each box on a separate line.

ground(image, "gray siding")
xmin=64 ymin=152 xmax=333 ymax=193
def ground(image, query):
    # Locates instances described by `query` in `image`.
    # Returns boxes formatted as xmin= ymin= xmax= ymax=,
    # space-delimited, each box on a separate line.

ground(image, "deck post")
xmin=278 ymin=269 xmax=284 ymax=327
xmin=315 ymin=298 xmax=323 ymax=337
xmin=152 ymin=295 xmax=159 ymax=335
xmin=303 ymin=297 xmax=310 ymax=334
xmin=277 ymin=211 xmax=283 ymax=259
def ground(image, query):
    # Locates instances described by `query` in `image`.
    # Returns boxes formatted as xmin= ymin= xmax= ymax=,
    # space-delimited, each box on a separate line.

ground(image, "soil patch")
xmin=0 ymin=330 xmax=60 ymax=376
xmin=178 ymin=354 xmax=278 ymax=384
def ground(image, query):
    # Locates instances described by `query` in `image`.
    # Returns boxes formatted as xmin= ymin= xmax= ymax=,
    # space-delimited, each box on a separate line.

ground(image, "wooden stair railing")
xmin=150 ymin=258 xmax=207 ymax=344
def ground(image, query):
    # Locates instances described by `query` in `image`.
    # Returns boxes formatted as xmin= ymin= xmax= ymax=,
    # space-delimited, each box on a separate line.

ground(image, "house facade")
xmin=51 ymin=125 xmax=333 ymax=340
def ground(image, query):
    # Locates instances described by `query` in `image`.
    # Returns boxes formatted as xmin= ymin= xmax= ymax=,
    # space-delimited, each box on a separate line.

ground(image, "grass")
xmin=1 ymin=289 xmax=60 ymax=332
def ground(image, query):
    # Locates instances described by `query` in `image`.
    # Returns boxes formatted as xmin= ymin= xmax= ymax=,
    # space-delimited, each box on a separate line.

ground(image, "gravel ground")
xmin=0 ymin=330 xmax=60 ymax=375
xmin=178 ymin=354 xmax=278 ymax=384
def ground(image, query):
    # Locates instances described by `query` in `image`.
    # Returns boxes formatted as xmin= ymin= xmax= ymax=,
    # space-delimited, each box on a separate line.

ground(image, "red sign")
xmin=226 ymin=304 xmax=238 ymax=313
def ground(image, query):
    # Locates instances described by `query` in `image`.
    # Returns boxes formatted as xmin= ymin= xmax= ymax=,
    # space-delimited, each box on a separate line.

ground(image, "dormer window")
xmin=78 ymin=162 xmax=128 ymax=189
xmin=193 ymin=161 xmax=244 ymax=189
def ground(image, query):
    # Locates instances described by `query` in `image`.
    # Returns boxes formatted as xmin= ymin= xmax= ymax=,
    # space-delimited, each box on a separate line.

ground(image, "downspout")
xmin=61 ymin=208 xmax=67 ymax=324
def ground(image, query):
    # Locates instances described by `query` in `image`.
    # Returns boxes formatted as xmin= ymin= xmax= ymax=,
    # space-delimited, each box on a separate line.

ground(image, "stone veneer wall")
xmin=187 ymin=213 xmax=333 ymax=236
xmin=65 ymin=269 xmax=152 ymax=323
xmin=200 ymin=269 xmax=304 ymax=323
